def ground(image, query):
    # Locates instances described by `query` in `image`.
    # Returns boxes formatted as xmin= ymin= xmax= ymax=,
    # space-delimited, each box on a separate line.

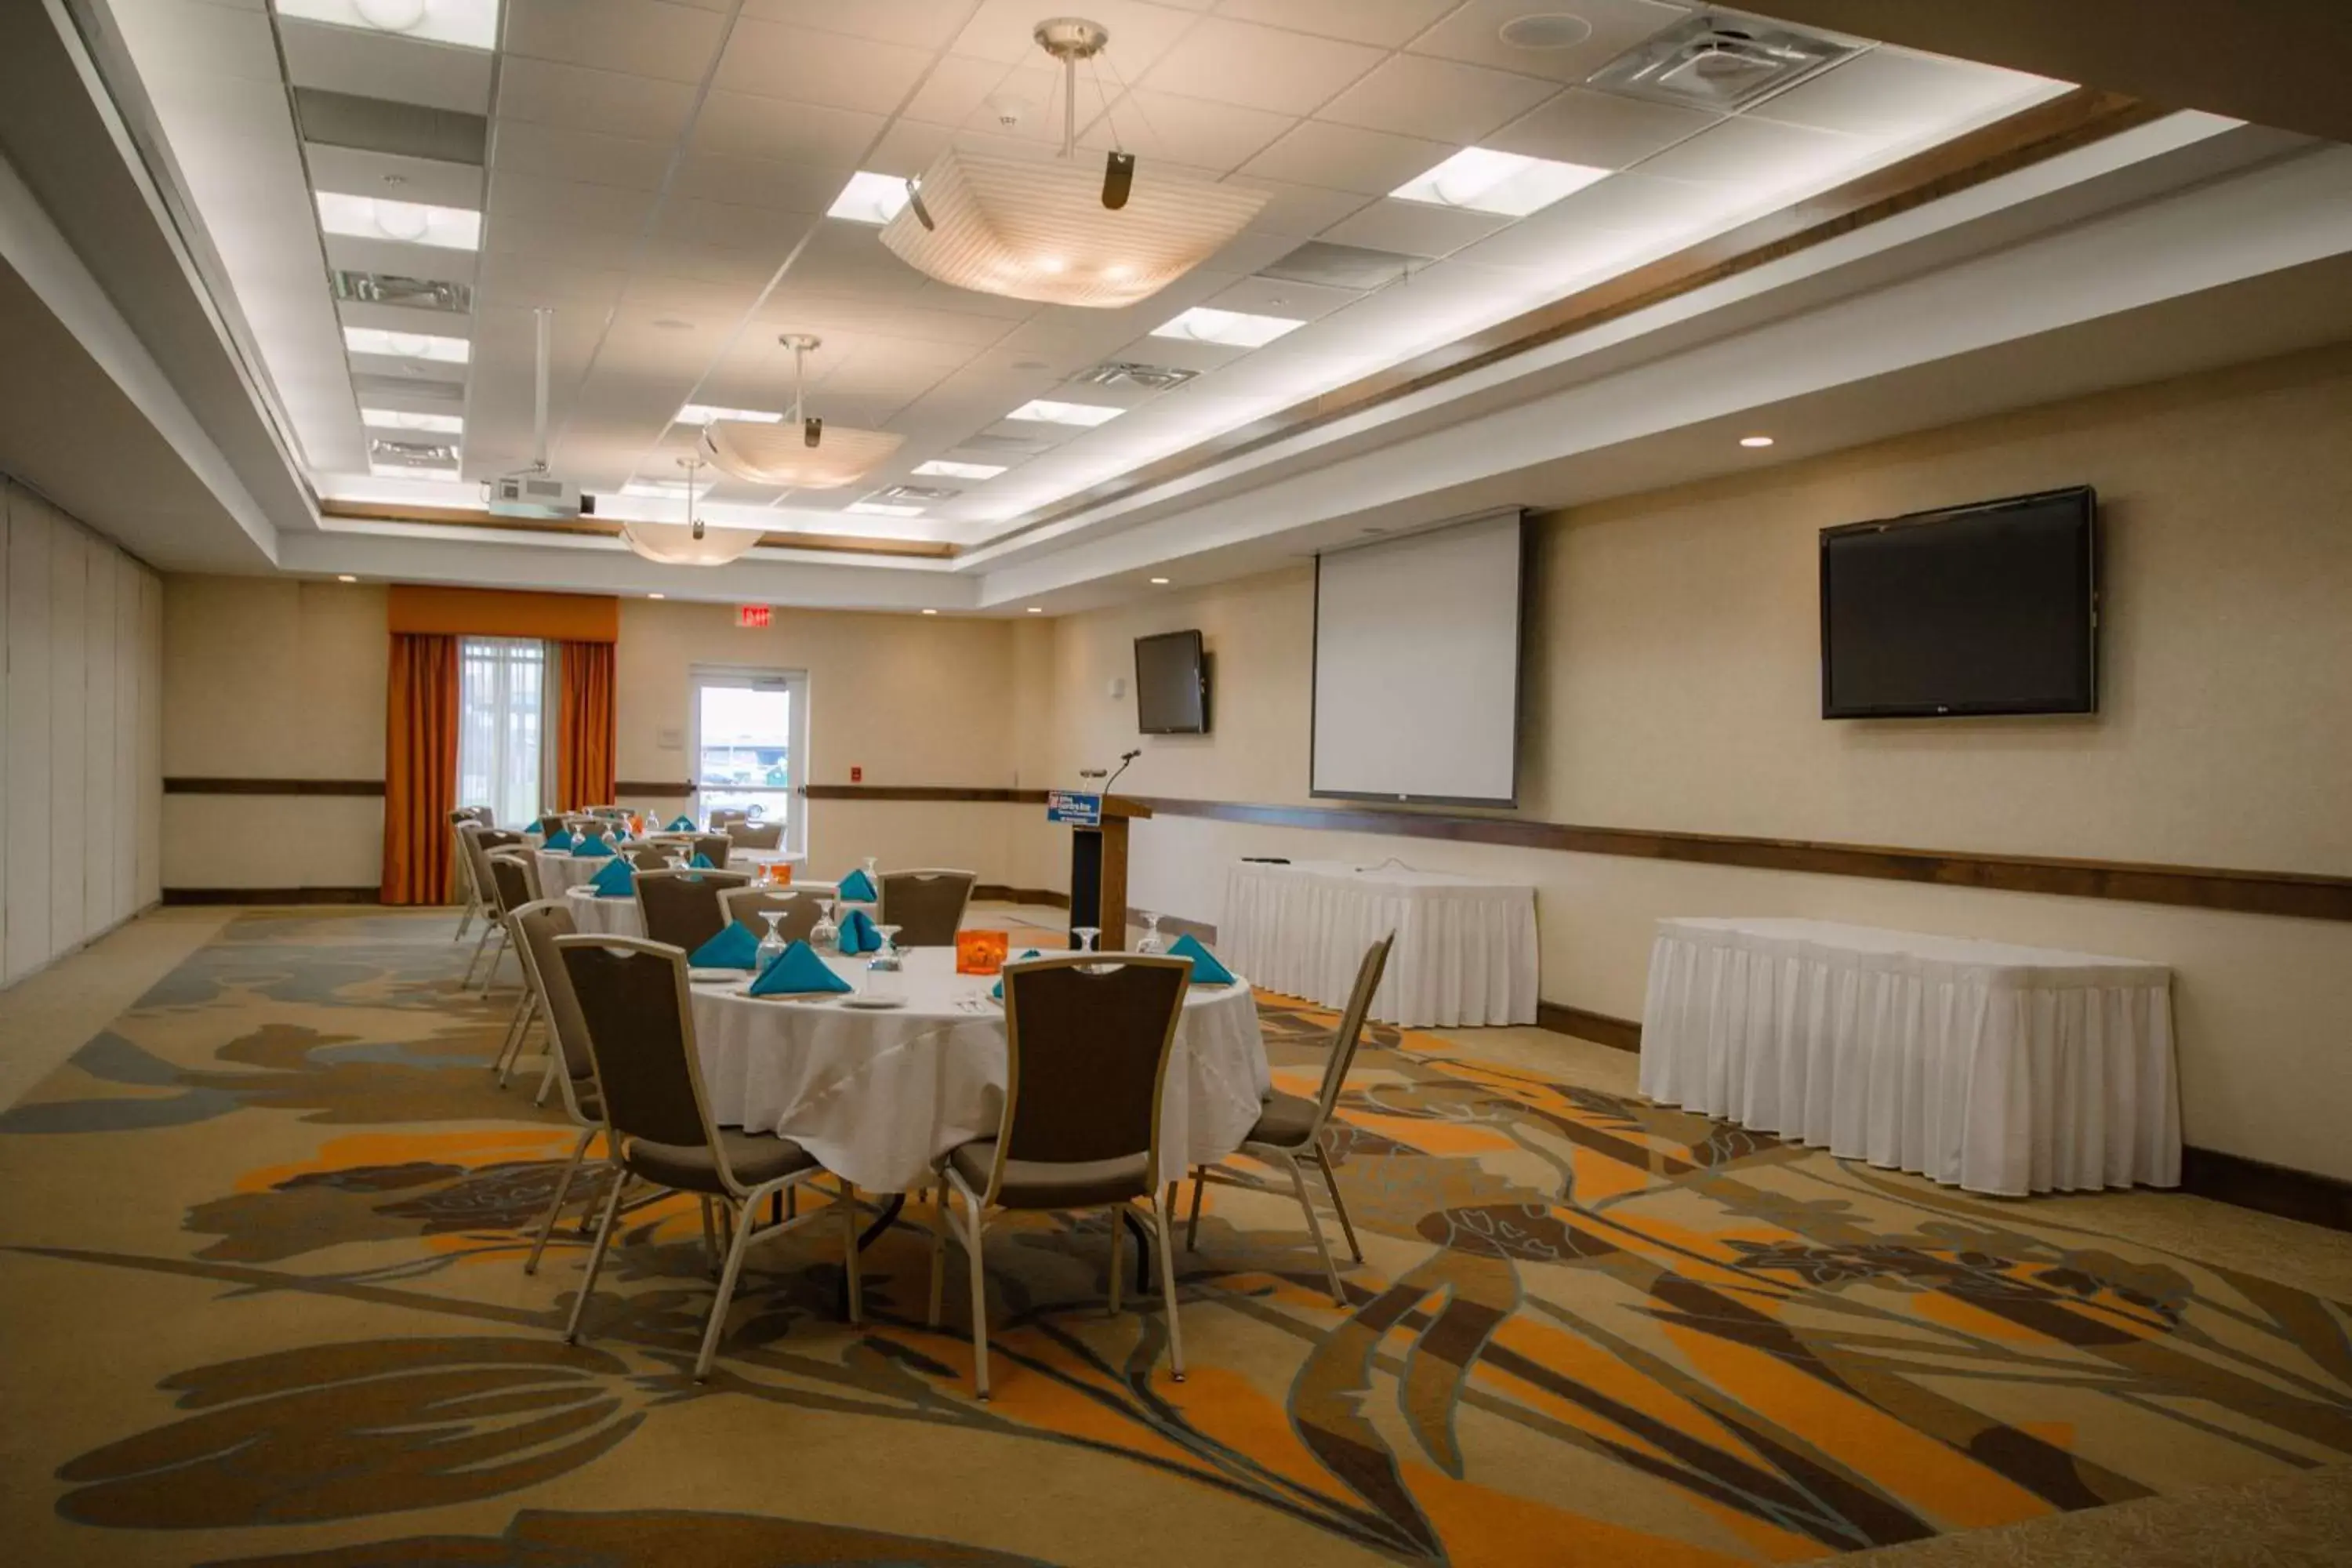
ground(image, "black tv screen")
xmin=1135 ymin=630 xmax=1208 ymax=735
xmin=1821 ymin=486 xmax=2097 ymax=718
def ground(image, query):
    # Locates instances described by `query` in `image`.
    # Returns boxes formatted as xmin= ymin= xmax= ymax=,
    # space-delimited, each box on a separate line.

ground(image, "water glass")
xmin=810 ymin=898 xmax=838 ymax=949
xmin=864 ymin=924 xmax=905 ymax=1001
xmin=755 ymin=910 xmax=786 ymax=973
xmin=1072 ymin=925 xmax=1100 ymax=954
xmin=1136 ymin=912 xmax=1165 ymax=955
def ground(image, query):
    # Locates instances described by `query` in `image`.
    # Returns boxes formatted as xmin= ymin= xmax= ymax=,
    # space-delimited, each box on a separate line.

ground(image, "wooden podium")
xmin=1058 ymin=794 xmax=1152 ymax=946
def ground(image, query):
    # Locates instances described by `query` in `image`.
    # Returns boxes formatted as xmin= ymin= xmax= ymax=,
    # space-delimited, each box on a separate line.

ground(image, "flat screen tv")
xmin=1820 ymin=486 xmax=2098 ymax=718
xmin=1134 ymin=630 xmax=1209 ymax=735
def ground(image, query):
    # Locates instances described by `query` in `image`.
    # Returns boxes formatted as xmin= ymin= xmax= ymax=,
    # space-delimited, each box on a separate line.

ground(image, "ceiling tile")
xmin=1410 ymin=0 xmax=1689 ymax=85
xmin=488 ymin=172 xmax=659 ymax=236
xmin=1319 ymin=55 xmax=1559 ymax=145
xmin=661 ymin=198 xmax=819 ymax=255
xmin=947 ymin=0 xmax=1205 ymax=76
xmin=474 ymin=249 xmax=633 ymax=308
xmin=278 ymin=21 xmax=494 ymax=115
xmin=305 ymin=144 xmax=483 ymax=209
xmin=1077 ymin=89 xmax=1294 ymax=172
xmin=496 ymin=57 xmax=700 ymax=143
xmin=713 ymin=19 xmax=938 ymax=113
xmin=1635 ymin=115 xmax=1871 ymax=194
xmin=1229 ymin=175 xmax=1374 ymax=238
xmin=489 ymin=119 xmax=676 ymax=191
xmin=1240 ymin=119 xmax=1453 ymax=196
xmin=691 ymin=90 xmax=888 ymax=167
xmin=1318 ymin=198 xmax=1510 ymax=259
xmin=1746 ymin=48 xmax=2056 ymax=141
xmin=503 ymin=0 xmax=729 ymax=85
xmin=673 ymin=152 xmax=860 ymax=213
xmin=1202 ymin=274 xmax=1363 ymax=321
xmin=738 ymin=0 xmax=977 ymax=49
xmin=1484 ymin=86 xmax=1719 ymax=169
xmin=1211 ymin=0 xmax=1457 ymax=49
xmin=1138 ymin=17 xmax=1385 ymax=114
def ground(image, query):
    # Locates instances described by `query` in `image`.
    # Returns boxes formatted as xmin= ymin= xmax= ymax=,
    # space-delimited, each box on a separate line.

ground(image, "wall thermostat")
xmin=1109 ymin=676 xmax=1127 ymax=699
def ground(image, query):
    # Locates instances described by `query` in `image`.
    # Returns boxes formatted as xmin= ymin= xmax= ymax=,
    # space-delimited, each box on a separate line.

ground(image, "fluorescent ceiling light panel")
xmin=847 ymin=500 xmax=925 ymax=517
xmin=367 ymin=460 xmax=457 ymax=479
xmin=1007 ymin=399 xmax=1123 ymax=427
xmin=316 ymin=191 xmax=481 ymax=250
xmin=828 ymin=171 xmax=913 ymax=226
xmin=679 ymin=403 xmax=782 ymax=425
xmin=361 ymin=407 xmax=463 ymax=434
xmin=274 ymin=0 xmax=499 ymax=49
xmin=344 ymin=325 xmax=470 ymax=363
xmin=620 ymin=480 xmax=713 ymax=499
xmin=1391 ymin=147 xmax=1610 ymax=217
xmin=913 ymin=459 xmax=1008 ymax=480
xmin=1151 ymin=307 xmax=1306 ymax=348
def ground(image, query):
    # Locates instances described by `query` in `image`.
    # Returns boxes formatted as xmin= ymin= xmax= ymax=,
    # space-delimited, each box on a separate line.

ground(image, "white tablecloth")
xmin=1219 ymin=859 xmax=1537 ymax=1027
xmin=1638 ymin=917 xmax=2180 ymax=1196
xmin=688 ymin=947 xmax=1272 ymax=1193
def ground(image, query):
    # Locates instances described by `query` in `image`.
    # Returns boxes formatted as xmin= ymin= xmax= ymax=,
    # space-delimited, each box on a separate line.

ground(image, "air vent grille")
xmin=333 ymin=270 xmax=472 ymax=312
xmin=1586 ymin=11 xmax=1855 ymax=111
xmin=1073 ymin=360 xmax=1199 ymax=391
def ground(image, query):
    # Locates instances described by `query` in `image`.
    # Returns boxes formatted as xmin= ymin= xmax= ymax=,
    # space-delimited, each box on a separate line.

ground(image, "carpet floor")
xmin=1 ymin=909 xmax=2348 ymax=1566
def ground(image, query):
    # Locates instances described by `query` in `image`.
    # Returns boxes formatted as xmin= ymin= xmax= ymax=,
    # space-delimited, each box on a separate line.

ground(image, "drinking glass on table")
xmin=1136 ymin=912 xmax=1165 ymax=955
xmin=1072 ymin=926 xmax=1099 ymax=954
xmin=810 ymin=898 xmax=838 ymax=948
xmin=864 ymin=924 xmax=905 ymax=1000
xmin=754 ymin=909 xmax=787 ymax=974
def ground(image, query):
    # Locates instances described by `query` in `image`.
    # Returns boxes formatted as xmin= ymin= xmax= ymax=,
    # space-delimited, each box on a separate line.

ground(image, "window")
xmin=458 ymin=637 xmax=547 ymax=829
xmin=691 ymin=667 xmax=808 ymax=851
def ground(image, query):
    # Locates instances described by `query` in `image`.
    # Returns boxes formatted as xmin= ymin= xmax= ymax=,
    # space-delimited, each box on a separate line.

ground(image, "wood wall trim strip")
xmin=615 ymin=781 xmax=695 ymax=797
xmin=165 ymin=778 xmax=386 ymax=797
xmin=1535 ymin=1002 xmax=1643 ymax=1054
xmin=801 ymin=785 xmax=1051 ymax=804
xmin=978 ymin=885 xmax=1070 ymax=909
xmin=160 ymin=887 xmax=382 ymax=906
xmin=991 ymin=89 xmax=2161 ymax=546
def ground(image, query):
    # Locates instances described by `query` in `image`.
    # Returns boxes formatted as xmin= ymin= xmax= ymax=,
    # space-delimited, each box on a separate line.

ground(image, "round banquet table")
xmin=685 ymin=946 xmax=1272 ymax=1194
xmin=533 ymin=844 xmax=808 ymax=897
xmin=561 ymin=879 xmax=844 ymax=938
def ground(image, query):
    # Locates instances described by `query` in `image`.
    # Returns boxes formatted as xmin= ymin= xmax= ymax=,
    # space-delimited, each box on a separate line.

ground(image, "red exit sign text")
xmin=735 ymin=604 xmax=771 ymax=629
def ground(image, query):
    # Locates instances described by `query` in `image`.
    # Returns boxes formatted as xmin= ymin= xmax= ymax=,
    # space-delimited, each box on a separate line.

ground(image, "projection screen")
xmin=1311 ymin=510 xmax=1525 ymax=805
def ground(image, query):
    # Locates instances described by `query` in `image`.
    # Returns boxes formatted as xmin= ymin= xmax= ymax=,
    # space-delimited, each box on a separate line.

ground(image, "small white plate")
xmin=689 ymin=968 xmax=752 ymax=984
xmin=841 ymin=994 xmax=906 ymax=1010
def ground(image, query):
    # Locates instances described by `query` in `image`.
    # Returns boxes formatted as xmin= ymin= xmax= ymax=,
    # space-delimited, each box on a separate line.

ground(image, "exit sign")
xmin=735 ymin=604 xmax=771 ymax=629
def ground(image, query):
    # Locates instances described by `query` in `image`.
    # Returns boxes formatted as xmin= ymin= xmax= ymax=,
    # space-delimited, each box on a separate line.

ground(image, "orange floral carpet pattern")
xmin=1 ymin=910 xmax=2347 ymax=1566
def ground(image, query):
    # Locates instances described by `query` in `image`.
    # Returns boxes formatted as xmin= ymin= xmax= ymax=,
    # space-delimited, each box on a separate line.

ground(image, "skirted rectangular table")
xmin=1219 ymin=858 xmax=1537 ymax=1028
xmin=1638 ymin=916 xmax=2180 ymax=1196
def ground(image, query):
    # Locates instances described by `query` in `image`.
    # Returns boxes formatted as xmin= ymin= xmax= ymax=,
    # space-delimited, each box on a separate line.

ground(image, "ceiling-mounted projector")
xmin=487 ymin=471 xmax=593 ymax=519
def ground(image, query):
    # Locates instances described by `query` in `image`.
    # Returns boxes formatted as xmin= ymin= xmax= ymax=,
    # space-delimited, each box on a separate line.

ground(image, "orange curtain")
xmin=381 ymin=632 xmax=459 ymax=905
xmin=556 ymin=639 xmax=616 ymax=810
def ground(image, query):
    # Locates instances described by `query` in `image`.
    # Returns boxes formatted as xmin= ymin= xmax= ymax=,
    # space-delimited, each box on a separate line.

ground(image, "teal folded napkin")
xmin=750 ymin=939 xmax=852 ymax=996
xmin=667 ymin=815 xmax=695 ymax=832
xmin=690 ymin=920 xmax=760 ymax=969
xmin=544 ymin=829 xmax=575 ymax=851
xmin=571 ymin=837 xmax=617 ymax=859
xmin=1167 ymin=931 xmax=1235 ymax=985
xmin=689 ymin=851 xmax=715 ymax=869
xmin=589 ymin=858 xmax=634 ymax=898
xmin=837 ymin=907 xmax=881 ymax=955
xmin=989 ymin=949 xmax=1044 ymax=1000
xmin=837 ymin=868 xmax=878 ymax=902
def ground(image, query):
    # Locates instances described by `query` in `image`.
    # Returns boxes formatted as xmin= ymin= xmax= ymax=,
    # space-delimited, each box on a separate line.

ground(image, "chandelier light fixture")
xmin=878 ymin=17 xmax=1267 ymax=309
xmin=620 ymin=455 xmax=765 ymax=567
xmin=699 ymin=334 xmax=904 ymax=489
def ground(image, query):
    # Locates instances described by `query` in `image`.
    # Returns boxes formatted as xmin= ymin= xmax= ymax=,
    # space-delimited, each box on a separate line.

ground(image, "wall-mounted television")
xmin=1135 ymin=629 xmax=1209 ymax=735
xmin=1820 ymin=486 xmax=2098 ymax=719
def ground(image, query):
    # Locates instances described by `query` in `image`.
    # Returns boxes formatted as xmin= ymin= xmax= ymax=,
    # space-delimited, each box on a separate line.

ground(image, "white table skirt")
xmin=686 ymin=948 xmax=1272 ymax=1193
xmin=1638 ymin=917 xmax=2180 ymax=1196
xmin=1219 ymin=859 xmax=1537 ymax=1028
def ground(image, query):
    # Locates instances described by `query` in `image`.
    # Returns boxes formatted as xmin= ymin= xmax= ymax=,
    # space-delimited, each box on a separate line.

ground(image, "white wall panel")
xmin=0 ymin=492 xmax=9 ymax=973
xmin=138 ymin=572 xmax=162 ymax=907
xmin=84 ymin=542 xmax=118 ymax=932
xmin=5 ymin=496 xmax=53 ymax=981
xmin=115 ymin=550 xmax=140 ymax=920
xmin=48 ymin=517 xmax=86 ymax=950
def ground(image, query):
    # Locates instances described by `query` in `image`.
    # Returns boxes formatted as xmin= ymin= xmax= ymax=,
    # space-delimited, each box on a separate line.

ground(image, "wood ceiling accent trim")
xmin=321 ymin=502 xmax=959 ymax=561
xmin=990 ymin=88 xmax=2165 ymax=547
xmin=165 ymin=777 xmax=385 ymax=797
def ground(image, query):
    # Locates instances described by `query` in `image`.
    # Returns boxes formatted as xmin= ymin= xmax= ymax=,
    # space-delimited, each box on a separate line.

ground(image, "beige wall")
xmin=2 ymin=480 xmax=163 ymax=986
xmin=160 ymin=576 xmax=387 ymax=891
xmin=1037 ymin=346 xmax=2352 ymax=1178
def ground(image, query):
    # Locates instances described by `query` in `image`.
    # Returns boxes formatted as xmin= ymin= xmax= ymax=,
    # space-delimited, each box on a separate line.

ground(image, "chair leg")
xmin=532 ymin=1047 xmax=560 ymax=1108
xmin=1185 ymin=1167 xmax=1207 ymax=1248
xmin=462 ymin=921 xmax=494 ymax=987
xmin=1149 ymin=1189 xmax=1185 ymax=1383
xmin=1314 ymin=1146 xmax=1363 ymax=1265
xmin=525 ymin=1128 xmax=594 ymax=1275
xmin=926 ymin=1180 xmax=949 ymax=1329
xmin=693 ymin=1194 xmax=760 ymax=1381
xmin=699 ymin=1197 xmax=720 ymax=1276
xmin=564 ymin=1172 xmax=630 ymax=1345
xmin=838 ymin=1181 xmax=863 ymax=1324
xmin=494 ymin=991 xmax=535 ymax=1086
xmin=1281 ymin=1151 xmax=1346 ymax=1308
xmin=455 ymin=896 xmax=474 ymax=943
xmin=962 ymin=1187 xmax=991 ymax=1401
xmin=1106 ymin=1206 xmax=1123 ymax=1316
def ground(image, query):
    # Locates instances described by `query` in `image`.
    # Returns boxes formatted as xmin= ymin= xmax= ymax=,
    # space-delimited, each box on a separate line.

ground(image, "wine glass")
xmin=864 ymin=924 xmax=904 ymax=1000
xmin=810 ymin=897 xmax=838 ymax=949
xmin=1072 ymin=925 xmax=1100 ymax=954
xmin=1136 ymin=912 xmax=1165 ymax=955
xmin=755 ymin=909 xmax=787 ymax=973
xmin=862 ymin=855 xmax=879 ymax=885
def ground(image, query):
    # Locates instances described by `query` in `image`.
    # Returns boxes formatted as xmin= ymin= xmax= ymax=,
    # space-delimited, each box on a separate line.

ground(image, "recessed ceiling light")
xmin=1025 ymin=606 xmax=1044 ymax=614
xmin=648 ymin=592 xmax=666 ymax=600
xmin=827 ymin=170 xmax=912 ymax=226
xmin=1152 ymin=307 xmax=1305 ymax=349
xmin=1392 ymin=147 xmax=1610 ymax=217
xmin=920 ymin=608 xmax=938 ymax=615
xmin=652 ymin=318 xmax=694 ymax=332
xmin=274 ymin=0 xmax=497 ymax=49
xmin=1497 ymin=13 xmax=1595 ymax=49
xmin=360 ymin=406 xmax=463 ymax=434
xmin=315 ymin=191 xmax=481 ymax=250
xmin=1740 ymin=434 xmax=1775 ymax=448
xmin=344 ymin=325 xmax=469 ymax=363
xmin=677 ymin=402 xmax=782 ymax=426
xmin=1007 ymin=398 xmax=1123 ymax=427
xmin=1149 ymin=576 xmax=1170 ymax=585
xmin=336 ymin=573 xmax=358 ymax=583
xmin=914 ymin=459 xmax=1008 ymax=481
xmin=847 ymin=501 xmax=925 ymax=517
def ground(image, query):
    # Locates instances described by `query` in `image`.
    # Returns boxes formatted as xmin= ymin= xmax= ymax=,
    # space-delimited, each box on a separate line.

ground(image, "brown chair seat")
xmin=1246 ymin=1090 xmax=1320 ymax=1149
xmin=947 ymin=1141 xmax=1151 ymax=1209
xmin=626 ymin=1128 xmax=817 ymax=1193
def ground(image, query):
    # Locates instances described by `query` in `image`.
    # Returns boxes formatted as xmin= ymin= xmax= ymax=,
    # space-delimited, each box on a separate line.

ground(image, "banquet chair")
xmin=691 ymin=833 xmax=733 ymax=868
xmin=928 ymin=954 xmax=1192 ymax=1400
xmin=1185 ymin=933 xmax=1392 ymax=1307
xmin=505 ymin=900 xmax=612 ymax=1269
xmin=477 ymin=848 xmax=541 ymax=1003
xmin=880 ymin=869 xmax=978 ymax=947
xmin=709 ymin=808 xmax=750 ymax=830
xmin=626 ymin=844 xmax=673 ymax=871
xmin=554 ymin=935 xmax=862 ymax=1379
xmin=450 ymin=816 xmax=488 ymax=944
xmin=720 ymin=887 xmax=818 ymax=946
xmin=535 ymin=813 xmax=568 ymax=838
xmin=634 ymin=867 xmax=753 ymax=953
xmin=726 ymin=820 xmax=783 ymax=849
xmin=459 ymin=829 xmax=528 ymax=986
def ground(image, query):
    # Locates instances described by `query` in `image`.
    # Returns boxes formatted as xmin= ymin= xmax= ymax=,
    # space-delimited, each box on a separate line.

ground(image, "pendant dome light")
xmin=699 ymin=333 xmax=902 ymax=489
xmin=619 ymin=454 xmax=764 ymax=567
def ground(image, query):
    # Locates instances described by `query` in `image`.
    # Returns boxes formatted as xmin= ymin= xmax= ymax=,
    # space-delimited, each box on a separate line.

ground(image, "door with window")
xmin=691 ymin=668 xmax=808 ymax=851
xmin=457 ymin=637 xmax=550 ymax=829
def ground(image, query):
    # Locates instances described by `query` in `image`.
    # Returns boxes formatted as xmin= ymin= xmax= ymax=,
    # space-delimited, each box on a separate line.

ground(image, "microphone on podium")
xmin=1102 ymin=749 xmax=1142 ymax=793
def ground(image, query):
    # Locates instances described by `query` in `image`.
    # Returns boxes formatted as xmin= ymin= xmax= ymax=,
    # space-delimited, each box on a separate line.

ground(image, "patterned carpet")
xmin=1 ymin=909 xmax=2349 ymax=1566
